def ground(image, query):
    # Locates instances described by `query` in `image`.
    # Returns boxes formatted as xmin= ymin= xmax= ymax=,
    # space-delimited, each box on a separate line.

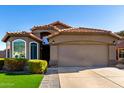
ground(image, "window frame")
xmin=29 ymin=41 xmax=39 ymax=59
xmin=6 ymin=41 xmax=11 ymax=58
xmin=12 ymin=39 xmax=26 ymax=58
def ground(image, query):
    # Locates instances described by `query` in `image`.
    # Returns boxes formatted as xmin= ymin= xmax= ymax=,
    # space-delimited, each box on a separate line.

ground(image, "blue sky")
xmin=0 ymin=5 xmax=124 ymax=50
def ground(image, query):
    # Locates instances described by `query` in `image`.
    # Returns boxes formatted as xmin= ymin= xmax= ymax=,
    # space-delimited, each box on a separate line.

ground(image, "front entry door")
xmin=31 ymin=42 xmax=38 ymax=59
xmin=42 ymin=45 xmax=50 ymax=64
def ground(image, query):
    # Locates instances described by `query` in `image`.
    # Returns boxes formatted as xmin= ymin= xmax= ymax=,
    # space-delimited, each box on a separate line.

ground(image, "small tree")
xmin=115 ymin=30 xmax=124 ymax=36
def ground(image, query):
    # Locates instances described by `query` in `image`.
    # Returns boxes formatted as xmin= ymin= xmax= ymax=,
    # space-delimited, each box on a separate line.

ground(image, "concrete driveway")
xmin=58 ymin=67 xmax=124 ymax=88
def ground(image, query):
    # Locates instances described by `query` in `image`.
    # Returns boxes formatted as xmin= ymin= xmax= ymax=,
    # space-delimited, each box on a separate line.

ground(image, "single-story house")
xmin=2 ymin=21 xmax=121 ymax=67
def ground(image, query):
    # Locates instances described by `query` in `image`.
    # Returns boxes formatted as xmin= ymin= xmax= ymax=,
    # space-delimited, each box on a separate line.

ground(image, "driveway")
xmin=58 ymin=67 xmax=124 ymax=88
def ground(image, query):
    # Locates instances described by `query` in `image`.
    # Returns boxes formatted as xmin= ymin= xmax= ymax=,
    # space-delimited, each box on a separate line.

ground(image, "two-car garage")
xmin=49 ymin=28 xmax=120 ymax=67
xmin=58 ymin=45 xmax=108 ymax=67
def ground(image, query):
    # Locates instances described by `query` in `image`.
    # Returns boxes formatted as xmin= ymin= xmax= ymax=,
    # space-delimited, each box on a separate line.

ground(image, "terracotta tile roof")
xmin=48 ymin=21 xmax=72 ymax=28
xmin=59 ymin=27 xmax=112 ymax=32
xmin=31 ymin=21 xmax=72 ymax=31
xmin=48 ymin=27 xmax=122 ymax=39
xmin=31 ymin=25 xmax=60 ymax=31
xmin=2 ymin=31 xmax=42 ymax=42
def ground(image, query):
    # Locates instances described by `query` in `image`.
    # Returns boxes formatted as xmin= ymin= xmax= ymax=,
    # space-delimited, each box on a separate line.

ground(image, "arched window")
xmin=29 ymin=42 xmax=38 ymax=59
xmin=6 ymin=41 xmax=10 ymax=58
xmin=12 ymin=39 xmax=26 ymax=58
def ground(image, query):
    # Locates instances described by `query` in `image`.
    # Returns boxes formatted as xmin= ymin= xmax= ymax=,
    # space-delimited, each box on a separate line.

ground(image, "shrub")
xmin=0 ymin=58 xmax=4 ymax=70
xmin=28 ymin=60 xmax=48 ymax=74
xmin=4 ymin=58 xmax=28 ymax=71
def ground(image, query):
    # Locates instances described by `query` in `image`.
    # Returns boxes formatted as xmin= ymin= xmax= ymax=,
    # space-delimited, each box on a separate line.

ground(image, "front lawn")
xmin=0 ymin=72 xmax=43 ymax=88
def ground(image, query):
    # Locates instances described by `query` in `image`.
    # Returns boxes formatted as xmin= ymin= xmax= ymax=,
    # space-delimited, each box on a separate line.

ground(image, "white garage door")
xmin=58 ymin=45 xmax=108 ymax=67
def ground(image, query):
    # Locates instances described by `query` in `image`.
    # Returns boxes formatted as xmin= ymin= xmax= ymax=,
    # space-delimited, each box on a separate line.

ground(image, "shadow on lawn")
xmin=0 ymin=70 xmax=32 ymax=75
xmin=5 ymin=72 xmax=32 ymax=76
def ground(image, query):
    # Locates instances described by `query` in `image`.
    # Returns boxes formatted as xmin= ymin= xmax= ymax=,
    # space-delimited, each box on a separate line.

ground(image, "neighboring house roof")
xmin=116 ymin=41 xmax=124 ymax=48
xmin=2 ymin=31 xmax=42 ymax=42
xmin=48 ymin=27 xmax=122 ymax=39
xmin=116 ymin=37 xmax=124 ymax=48
xmin=31 ymin=21 xmax=72 ymax=31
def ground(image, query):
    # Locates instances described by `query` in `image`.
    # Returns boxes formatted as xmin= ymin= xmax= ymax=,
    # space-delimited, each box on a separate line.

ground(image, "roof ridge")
xmin=79 ymin=27 xmax=111 ymax=32
xmin=48 ymin=21 xmax=72 ymax=28
xmin=7 ymin=31 xmax=30 ymax=33
xmin=59 ymin=27 xmax=76 ymax=32
xmin=31 ymin=21 xmax=72 ymax=31
xmin=31 ymin=24 xmax=60 ymax=31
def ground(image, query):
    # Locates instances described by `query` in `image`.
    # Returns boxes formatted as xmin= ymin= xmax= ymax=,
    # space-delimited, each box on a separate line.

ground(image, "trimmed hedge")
xmin=0 ymin=58 xmax=4 ymax=70
xmin=28 ymin=60 xmax=47 ymax=74
xmin=4 ymin=58 xmax=28 ymax=71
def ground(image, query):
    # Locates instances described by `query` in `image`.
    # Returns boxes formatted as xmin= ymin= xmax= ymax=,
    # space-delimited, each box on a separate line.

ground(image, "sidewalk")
xmin=40 ymin=67 xmax=60 ymax=88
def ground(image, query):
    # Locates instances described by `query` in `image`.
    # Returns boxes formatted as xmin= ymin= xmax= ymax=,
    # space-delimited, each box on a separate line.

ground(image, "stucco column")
xmin=108 ymin=45 xmax=117 ymax=65
xmin=49 ymin=45 xmax=58 ymax=66
xmin=26 ymin=42 xmax=29 ymax=59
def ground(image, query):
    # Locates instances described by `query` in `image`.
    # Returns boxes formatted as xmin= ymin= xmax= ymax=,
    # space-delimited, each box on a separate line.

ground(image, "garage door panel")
xmin=58 ymin=45 xmax=108 ymax=67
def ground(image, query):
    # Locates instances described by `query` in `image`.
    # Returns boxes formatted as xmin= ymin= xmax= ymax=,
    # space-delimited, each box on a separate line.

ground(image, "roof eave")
xmin=48 ymin=31 xmax=122 ymax=40
xmin=2 ymin=33 xmax=42 ymax=43
xmin=2 ymin=33 xmax=9 ymax=42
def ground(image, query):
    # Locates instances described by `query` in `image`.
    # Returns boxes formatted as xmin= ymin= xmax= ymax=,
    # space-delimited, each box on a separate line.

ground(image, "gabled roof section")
xmin=2 ymin=31 xmax=42 ymax=42
xmin=31 ymin=21 xmax=72 ymax=31
xmin=48 ymin=27 xmax=122 ymax=39
xmin=48 ymin=21 xmax=72 ymax=28
xmin=31 ymin=24 xmax=60 ymax=31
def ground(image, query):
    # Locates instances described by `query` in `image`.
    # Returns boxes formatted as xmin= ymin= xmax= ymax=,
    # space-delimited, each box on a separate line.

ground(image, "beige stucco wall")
xmin=49 ymin=34 xmax=118 ymax=44
xmin=50 ymin=45 xmax=58 ymax=66
xmin=49 ymin=34 xmax=118 ymax=66
xmin=6 ymin=37 xmax=40 ymax=59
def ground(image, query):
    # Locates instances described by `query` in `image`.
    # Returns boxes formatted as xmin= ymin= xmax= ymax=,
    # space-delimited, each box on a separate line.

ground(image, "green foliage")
xmin=4 ymin=58 xmax=28 ymax=71
xmin=28 ymin=60 xmax=48 ymax=74
xmin=115 ymin=30 xmax=124 ymax=36
xmin=0 ymin=58 xmax=4 ymax=70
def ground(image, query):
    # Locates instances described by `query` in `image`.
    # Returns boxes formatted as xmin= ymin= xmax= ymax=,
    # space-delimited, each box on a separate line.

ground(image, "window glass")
xmin=31 ymin=42 xmax=37 ymax=59
xmin=13 ymin=39 xmax=25 ymax=58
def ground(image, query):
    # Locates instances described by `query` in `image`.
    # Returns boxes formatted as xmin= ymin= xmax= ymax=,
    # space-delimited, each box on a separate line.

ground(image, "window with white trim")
xmin=12 ymin=39 xmax=26 ymax=58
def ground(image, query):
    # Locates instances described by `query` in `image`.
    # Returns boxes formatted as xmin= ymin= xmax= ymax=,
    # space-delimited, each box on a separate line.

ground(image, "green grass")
xmin=0 ymin=72 xmax=43 ymax=88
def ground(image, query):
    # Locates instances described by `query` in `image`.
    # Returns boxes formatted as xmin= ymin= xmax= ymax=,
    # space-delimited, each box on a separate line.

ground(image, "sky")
xmin=0 ymin=5 xmax=124 ymax=50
